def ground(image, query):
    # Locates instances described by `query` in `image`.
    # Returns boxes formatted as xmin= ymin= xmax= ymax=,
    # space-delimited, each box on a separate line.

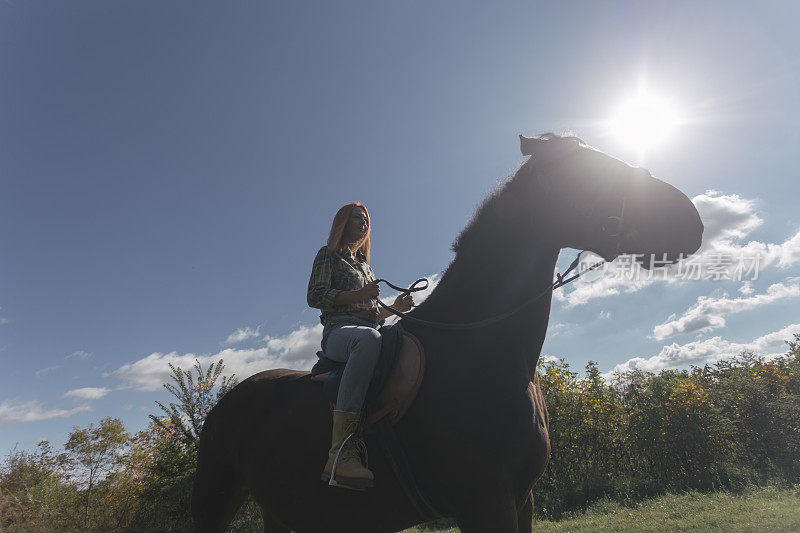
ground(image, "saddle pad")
xmin=369 ymin=330 xmax=425 ymax=424
xmin=311 ymin=329 xmax=425 ymax=425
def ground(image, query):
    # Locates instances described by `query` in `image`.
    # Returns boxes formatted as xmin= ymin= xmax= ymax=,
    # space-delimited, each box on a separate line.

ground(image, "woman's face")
xmin=343 ymin=207 xmax=369 ymax=245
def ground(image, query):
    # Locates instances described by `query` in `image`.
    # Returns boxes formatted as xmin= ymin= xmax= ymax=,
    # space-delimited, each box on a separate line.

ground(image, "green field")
xmin=404 ymin=486 xmax=800 ymax=532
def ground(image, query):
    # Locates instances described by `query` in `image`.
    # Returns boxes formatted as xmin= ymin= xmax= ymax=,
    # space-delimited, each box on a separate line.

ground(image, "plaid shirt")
xmin=307 ymin=245 xmax=380 ymax=324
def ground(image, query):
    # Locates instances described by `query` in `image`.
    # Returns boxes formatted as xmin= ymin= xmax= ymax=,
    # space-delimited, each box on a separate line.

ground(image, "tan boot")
xmin=321 ymin=410 xmax=374 ymax=490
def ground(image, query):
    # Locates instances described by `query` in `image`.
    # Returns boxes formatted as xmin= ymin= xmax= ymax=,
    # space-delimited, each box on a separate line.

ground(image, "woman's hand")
xmin=391 ymin=292 xmax=414 ymax=312
xmin=357 ymin=281 xmax=380 ymax=301
xmin=334 ymin=281 xmax=380 ymax=305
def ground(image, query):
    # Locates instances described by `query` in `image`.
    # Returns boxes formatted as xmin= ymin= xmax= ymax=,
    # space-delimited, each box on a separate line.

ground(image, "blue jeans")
xmin=322 ymin=315 xmax=382 ymax=414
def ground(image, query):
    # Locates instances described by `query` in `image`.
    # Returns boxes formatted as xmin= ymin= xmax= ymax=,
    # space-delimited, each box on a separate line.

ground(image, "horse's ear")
xmin=519 ymin=134 xmax=540 ymax=156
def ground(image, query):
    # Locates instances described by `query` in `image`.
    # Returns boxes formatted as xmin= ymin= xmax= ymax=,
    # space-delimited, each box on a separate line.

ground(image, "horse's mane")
xmin=451 ymin=132 xmax=586 ymax=254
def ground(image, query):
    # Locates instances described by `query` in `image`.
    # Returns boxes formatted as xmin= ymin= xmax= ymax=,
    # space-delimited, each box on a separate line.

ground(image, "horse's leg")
xmin=191 ymin=480 xmax=248 ymax=532
xmin=516 ymin=491 xmax=533 ymax=533
xmin=455 ymin=492 xmax=519 ymax=533
xmin=191 ymin=443 xmax=248 ymax=532
xmin=261 ymin=505 xmax=292 ymax=533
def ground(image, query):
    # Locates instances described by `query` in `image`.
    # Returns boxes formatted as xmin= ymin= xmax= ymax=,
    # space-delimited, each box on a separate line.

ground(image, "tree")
xmin=0 ymin=440 xmax=72 ymax=529
xmin=149 ymin=359 xmax=237 ymax=455
xmin=128 ymin=359 xmax=240 ymax=531
xmin=64 ymin=417 xmax=129 ymax=529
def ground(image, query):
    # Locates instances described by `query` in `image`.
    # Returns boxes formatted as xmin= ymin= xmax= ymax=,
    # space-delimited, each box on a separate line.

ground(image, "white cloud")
xmin=607 ymin=323 xmax=800 ymax=376
xmin=598 ymin=310 xmax=611 ymax=319
xmin=112 ymin=273 xmax=443 ymax=392
xmin=691 ymin=190 xmax=762 ymax=243
xmin=35 ymin=365 xmax=61 ymax=377
xmin=540 ymin=354 xmax=559 ymax=364
xmin=223 ymin=326 xmax=261 ymax=345
xmin=66 ymin=350 xmax=92 ymax=360
xmin=0 ymin=305 xmax=7 ymax=324
xmin=554 ymin=190 xmax=800 ymax=307
xmin=772 ymin=230 xmax=800 ymax=268
xmin=111 ymin=324 xmax=325 ymax=391
xmin=689 ymin=191 xmax=800 ymax=271
xmin=63 ymin=387 xmax=111 ymax=400
xmin=547 ymin=322 xmax=568 ymax=337
xmin=552 ymin=267 xmax=651 ymax=307
xmin=652 ymin=279 xmax=800 ymax=340
xmin=0 ymin=400 xmax=92 ymax=425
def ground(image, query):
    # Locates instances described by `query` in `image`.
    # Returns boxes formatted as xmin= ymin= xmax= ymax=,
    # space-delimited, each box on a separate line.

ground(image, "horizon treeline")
xmin=536 ymin=333 xmax=800 ymax=518
xmin=1 ymin=335 xmax=799 ymax=530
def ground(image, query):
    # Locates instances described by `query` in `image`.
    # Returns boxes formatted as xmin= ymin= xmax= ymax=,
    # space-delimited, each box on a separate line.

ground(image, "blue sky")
xmin=2 ymin=1 xmax=799 ymax=454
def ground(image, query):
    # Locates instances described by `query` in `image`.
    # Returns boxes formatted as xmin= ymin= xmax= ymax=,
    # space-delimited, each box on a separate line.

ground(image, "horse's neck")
xmin=421 ymin=243 xmax=558 ymax=319
xmin=413 ymin=219 xmax=560 ymax=378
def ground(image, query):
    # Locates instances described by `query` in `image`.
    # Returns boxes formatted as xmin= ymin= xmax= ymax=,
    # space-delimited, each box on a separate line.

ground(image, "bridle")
xmin=599 ymin=195 xmax=628 ymax=258
xmin=375 ymin=189 xmax=628 ymax=331
xmin=374 ymin=252 xmax=598 ymax=330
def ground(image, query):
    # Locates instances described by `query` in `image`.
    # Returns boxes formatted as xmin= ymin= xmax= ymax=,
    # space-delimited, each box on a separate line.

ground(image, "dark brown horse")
xmin=191 ymin=134 xmax=703 ymax=532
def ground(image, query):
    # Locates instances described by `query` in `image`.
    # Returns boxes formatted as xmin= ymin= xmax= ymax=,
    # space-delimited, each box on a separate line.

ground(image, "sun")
xmin=607 ymin=93 xmax=682 ymax=152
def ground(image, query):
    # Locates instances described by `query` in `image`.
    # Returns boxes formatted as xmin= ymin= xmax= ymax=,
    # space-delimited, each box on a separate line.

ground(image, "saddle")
xmin=310 ymin=324 xmax=425 ymax=425
xmin=310 ymin=324 xmax=440 ymax=520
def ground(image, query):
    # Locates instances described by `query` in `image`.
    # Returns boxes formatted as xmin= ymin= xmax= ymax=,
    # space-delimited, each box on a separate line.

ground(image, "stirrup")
xmin=327 ymin=431 xmax=356 ymax=486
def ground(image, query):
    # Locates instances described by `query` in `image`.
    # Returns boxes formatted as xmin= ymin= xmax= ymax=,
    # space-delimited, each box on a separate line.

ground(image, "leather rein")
xmin=375 ymin=196 xmax=627 ymax=331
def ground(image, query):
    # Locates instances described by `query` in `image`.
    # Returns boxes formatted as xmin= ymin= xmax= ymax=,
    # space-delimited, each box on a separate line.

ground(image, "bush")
xmin=534 ymin=334 xmax=800 ymax=518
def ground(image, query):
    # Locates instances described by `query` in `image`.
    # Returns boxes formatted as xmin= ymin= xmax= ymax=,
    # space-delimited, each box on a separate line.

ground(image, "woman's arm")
xmin=307 ymin=248 xmax=340 ymax=309
xmin=335 ymin=281 xmax=379 ymax=306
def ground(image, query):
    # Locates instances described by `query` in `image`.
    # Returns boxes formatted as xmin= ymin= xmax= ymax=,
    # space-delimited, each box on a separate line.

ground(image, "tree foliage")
xmin=0 ymin=440 xmax=75 ymax=529
xmin=64 ymin=416 xmax=129 ymax=528
xmin=2 ymin=339 xmax=800 ymax=529
xmin=0 ymin=359 xmax=238 ymax=531
xmin=131 ymin=359 xmax=238 ymax=531
xmin=149 ymin=359 xmax=237 ymax=455
xmin=535 ymin=334 xmax=800 ymax=518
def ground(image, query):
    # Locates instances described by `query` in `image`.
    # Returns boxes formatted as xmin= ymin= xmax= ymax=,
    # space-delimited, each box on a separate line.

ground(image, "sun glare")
xmin=608 ymin=93 xmax=682 ymax=152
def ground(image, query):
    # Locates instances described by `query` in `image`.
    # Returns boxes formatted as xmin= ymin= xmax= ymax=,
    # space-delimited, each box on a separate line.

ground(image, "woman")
xmin=307 ymin=202 xmax=413 ymax=491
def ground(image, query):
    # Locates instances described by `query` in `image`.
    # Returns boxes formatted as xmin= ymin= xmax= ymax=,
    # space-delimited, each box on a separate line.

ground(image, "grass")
xmin=403 ymin=486 xmax=800 ymax=532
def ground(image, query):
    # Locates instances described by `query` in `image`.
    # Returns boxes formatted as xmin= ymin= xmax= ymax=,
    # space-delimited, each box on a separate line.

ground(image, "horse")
xmin=191 ymin=133 xmax=704 ymax=533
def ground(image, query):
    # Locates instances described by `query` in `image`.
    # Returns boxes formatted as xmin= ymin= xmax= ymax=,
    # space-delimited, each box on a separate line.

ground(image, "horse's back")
xmin=243 ymin=367 xmax=311 ymax=384
xmin=209 ymin=368 xmax=318 ymax=414
xmin=202 ymin=368 xmax=329 ymax=455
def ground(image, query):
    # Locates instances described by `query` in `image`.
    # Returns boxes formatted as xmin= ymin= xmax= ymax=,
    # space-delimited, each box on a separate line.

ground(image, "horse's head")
xmin=519 ymin=133 xmax=703 ymax=267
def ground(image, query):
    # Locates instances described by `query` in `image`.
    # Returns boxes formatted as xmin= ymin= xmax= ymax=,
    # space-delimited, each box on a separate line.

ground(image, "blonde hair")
xmin=326 ymin=203 xmax=371 ymax=262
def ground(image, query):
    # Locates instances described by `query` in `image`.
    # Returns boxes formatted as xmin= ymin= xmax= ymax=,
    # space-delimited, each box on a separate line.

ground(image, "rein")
xmin=373 ymin=157 xmax=629 ymax=330
xmin=374 ymin=251 xmax=605 ymax=330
